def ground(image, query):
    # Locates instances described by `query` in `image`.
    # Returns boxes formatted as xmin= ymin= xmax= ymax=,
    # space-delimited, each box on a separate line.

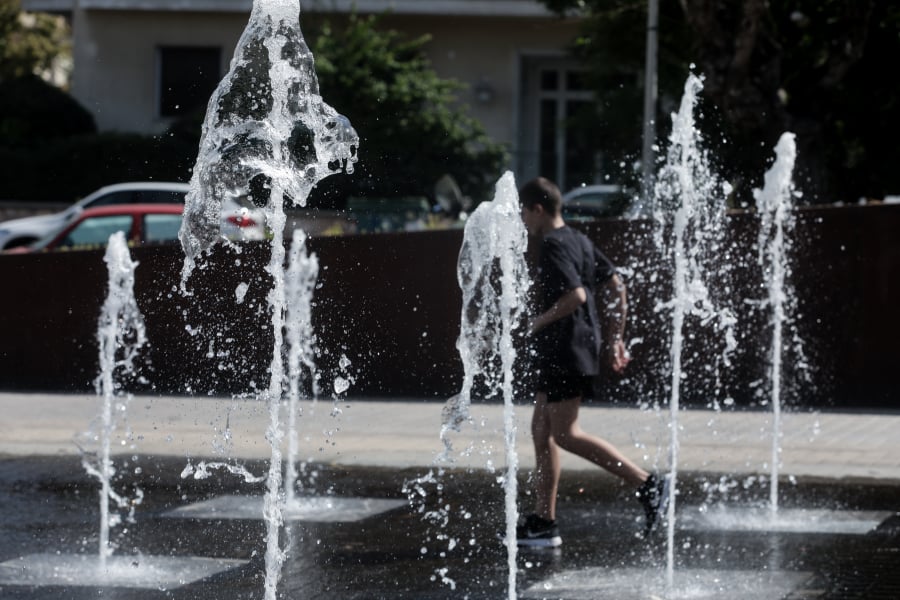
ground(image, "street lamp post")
xmin=641 ymin=0 xmax=659 ymax=205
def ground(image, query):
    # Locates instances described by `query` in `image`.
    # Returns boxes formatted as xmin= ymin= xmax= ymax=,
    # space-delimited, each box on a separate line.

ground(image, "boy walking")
xmin=516 ymin=177 xmax=668 ymax=548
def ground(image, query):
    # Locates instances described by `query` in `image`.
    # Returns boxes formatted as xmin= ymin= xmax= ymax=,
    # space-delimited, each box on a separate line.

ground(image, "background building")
xmin=21 ymin=0 xmax=601 ymax=191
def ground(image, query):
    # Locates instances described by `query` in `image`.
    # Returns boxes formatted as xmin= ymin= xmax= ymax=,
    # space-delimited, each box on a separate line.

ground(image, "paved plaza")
xmin=0 ymin=392 xmax=898 ymax=599
xmin=1 ymin=392 xmax=898 ymax=480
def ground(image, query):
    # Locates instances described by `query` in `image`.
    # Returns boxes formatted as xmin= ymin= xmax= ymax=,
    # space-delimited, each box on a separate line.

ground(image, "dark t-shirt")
xmin=533 ymin=226 xmax=616 ymax=375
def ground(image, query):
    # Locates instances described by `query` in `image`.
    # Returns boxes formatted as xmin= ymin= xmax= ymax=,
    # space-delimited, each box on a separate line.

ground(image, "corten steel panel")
xmin=0 ymin=205 xmax=898 ymax=408
xmin=0 ymin=229 xmax=467 ymax=399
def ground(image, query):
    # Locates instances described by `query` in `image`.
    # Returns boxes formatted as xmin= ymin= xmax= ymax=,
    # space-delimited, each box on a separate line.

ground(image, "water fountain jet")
xmin=284 ymin=229 xmax=318 ymax=507
xmin=652 ymin=73 xmax=736 ymax=590
xmin=754 ymin=132 xmax=798 ymax=514
xmin=168 ymin=228 xmax=405 ymax=526
xmin=90 ymin=231 xmax=148 ymax=569
xmin=174 ymin=1 xmax=371 ymax=596
xmin=442 ymin=171 xmax=531 ymax=599
xmin=0 ymin=233 xmax=248 ymax=590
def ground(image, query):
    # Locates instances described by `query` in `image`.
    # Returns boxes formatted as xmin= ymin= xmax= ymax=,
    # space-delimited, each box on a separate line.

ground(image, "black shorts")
xmin=535 ymin=368 xmax=594 ymax=403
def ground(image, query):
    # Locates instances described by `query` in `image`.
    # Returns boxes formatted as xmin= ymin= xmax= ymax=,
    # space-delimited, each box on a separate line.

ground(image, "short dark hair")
xmin=519 ymin=177 xmax=562 ymax=216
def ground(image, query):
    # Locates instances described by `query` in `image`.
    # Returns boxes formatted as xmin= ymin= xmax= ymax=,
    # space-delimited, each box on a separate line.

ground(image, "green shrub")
xmin=0 ymin=75 xmax=95 ymax=147
xmin=0 ymin=132 xmax=196 ymax=202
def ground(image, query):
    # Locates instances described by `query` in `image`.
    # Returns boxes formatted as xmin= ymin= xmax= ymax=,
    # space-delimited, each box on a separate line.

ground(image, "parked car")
xmin=5 ymin=204 xmax=186 ymax=254
xmin=0 ymin=181 xmax=265 ymax=250
xmin=344 ymin=195 xmax=434 ymax=233
xmin=561 ymin=184 xmax=633 ymax=220
xmin=220 ymin=194 xmax=268 ymax=242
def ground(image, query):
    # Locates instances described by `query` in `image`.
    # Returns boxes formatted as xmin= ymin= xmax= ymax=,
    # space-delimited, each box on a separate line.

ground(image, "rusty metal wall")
xmin=0 ymin=205 xmax=897 ymax=408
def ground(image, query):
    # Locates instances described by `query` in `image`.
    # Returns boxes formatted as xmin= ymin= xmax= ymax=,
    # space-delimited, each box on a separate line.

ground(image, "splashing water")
xmin=754 ymin=132 xmax=798 ymax=514
xmin=443 ymin=171 xmax=530 ymax=599
xmin=653 ymin=74 xmax=736 ymax=591
xmin=284 ymin=229 xmax=319 ymax=505
xmin=87 ymin=232 xmax=148 ymax=570
xmin=178 ymin=0 xmax=357 ymax=283
xmin=180 ymin=460 xmax=266 ymax=484
xmin=177 ymin=1 xmax=357 ymax=597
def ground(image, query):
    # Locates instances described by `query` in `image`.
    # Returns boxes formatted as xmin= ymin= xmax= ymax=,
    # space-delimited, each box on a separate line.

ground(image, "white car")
xmin=561 ymin=184 xmax=633 ymax=220
xmin=0 ymin=181 xmax=266 ymax=250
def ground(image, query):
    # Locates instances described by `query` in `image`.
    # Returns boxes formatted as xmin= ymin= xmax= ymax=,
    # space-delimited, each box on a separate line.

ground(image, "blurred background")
xmin=2 ymin=0 xmax=898 ymax=233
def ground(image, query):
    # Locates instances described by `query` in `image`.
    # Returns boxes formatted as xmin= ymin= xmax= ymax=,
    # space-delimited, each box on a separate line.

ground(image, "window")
xmin=158 ymin=46 xmax=221 ymax=117
xmin=518 ymin=57 xmax=596 ymax=192
xmin=59 ymin=216 xmax=133 ymax=249
xmin=144 ymin=214 xmax=183 ymax=244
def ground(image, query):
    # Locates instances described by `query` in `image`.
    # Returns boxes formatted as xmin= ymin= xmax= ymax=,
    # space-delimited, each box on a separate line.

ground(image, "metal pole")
xmin=641 ymin=0 xmax=659 ymax=205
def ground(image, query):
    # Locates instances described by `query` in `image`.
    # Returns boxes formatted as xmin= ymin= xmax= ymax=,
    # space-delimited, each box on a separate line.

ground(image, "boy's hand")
xmin=607 ymin=339 xmax=631 ymax=373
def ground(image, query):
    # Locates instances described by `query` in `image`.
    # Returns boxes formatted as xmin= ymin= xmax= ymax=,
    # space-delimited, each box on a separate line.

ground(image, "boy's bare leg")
xmin=531 ymin=392 xmax=561 ymax=520
xmin=547 ymin=397 xmax=648 ymax=487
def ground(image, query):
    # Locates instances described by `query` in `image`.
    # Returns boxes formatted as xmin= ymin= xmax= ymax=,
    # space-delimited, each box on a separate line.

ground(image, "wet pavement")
xmin=0 ymin=393 xmax=898 ymax=598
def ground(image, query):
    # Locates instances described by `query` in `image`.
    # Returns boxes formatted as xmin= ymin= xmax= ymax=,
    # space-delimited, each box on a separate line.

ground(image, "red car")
xmin=6 ymin=204 xmax=185 ymax=253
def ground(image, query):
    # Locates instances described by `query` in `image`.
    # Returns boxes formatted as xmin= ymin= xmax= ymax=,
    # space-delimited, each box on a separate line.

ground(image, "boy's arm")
xmin=600 ymin=274 xmax=630 ymax=372
xmin=529 ymin=287 xmax=587 ymax=335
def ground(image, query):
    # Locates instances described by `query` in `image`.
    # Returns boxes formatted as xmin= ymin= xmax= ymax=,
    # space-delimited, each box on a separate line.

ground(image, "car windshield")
xmin=84 ymin=190 xmax=134 ymax=208
xmin=134 ymin=190 xmax=187 ymax=204
xmin=79 ymin=188 xmax=187 ymax=211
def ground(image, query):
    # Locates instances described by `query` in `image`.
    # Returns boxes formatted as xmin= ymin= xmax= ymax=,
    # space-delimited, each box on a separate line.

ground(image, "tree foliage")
xmin=0 ymin=0 xmax=69 ymax=82
xmin=541 ymin=0 xmax=900 ymax=204
xmin=539 ymin=1 xmax=691 ymax=189
xmin=307 ymin=12 xmax=507 ymax=208
xmin=2 ymin=8 xmax=509 ymax=205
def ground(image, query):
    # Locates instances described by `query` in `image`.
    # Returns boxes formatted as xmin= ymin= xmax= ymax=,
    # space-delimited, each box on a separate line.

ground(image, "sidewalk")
xmin=1 ymin=392 xmax=898 ymax=481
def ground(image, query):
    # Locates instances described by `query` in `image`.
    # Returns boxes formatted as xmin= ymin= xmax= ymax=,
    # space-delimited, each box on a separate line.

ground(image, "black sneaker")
xmin=516 ymin=513 xmax=562 ymax=548
xmin=636 ymin=473 xmax=671 ymax=536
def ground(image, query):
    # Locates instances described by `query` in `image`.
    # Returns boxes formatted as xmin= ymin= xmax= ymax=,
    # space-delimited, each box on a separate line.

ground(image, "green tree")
xmin=307 ymin=12 xmax=507 ymax=208
xmin=541 ymin=0 xmax=900 ymax=204
xmin=0 ymin=0 xmax=69 ymax=82
xmin=0 ymin=2 xmax=197 ymax=201
xmin=539 ymin=1 xmax=691 ymax=191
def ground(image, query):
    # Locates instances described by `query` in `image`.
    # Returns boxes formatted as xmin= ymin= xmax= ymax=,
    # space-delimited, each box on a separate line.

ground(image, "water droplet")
xmin=333 ymin=376 xmax=350 ymax=394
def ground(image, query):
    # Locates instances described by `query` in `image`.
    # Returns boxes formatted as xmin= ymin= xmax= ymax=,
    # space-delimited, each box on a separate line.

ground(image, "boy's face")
xmin=520 ymin=204 xmax=541 ymax=236
xmin=520 ymin=203 xmax=546 ymax=236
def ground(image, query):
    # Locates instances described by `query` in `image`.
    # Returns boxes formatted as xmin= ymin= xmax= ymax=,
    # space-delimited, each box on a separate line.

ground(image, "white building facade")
xmin=23 ymin=0 xmax=602 ymax=191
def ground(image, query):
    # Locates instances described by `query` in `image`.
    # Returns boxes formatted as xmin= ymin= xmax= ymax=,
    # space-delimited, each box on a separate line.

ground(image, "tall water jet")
xmin=284 ymin=228 xmax=319 ymax=506
xmin=754 ymin=132 xmax=798 ymax=514
xmin=179 ymin=0 xmax=357 ymax=277
xmin=178 ymin=1 xmax=357 ymax=597
xmin=443 ymin=171 xmax=531 ymax=599
xmin=87 ymin=231 xmax=147 ymax=570
xmin=653 ymin=74 xmax=736 ymax=590
xmin=0 ymin=233 xmax=251 ymax=590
